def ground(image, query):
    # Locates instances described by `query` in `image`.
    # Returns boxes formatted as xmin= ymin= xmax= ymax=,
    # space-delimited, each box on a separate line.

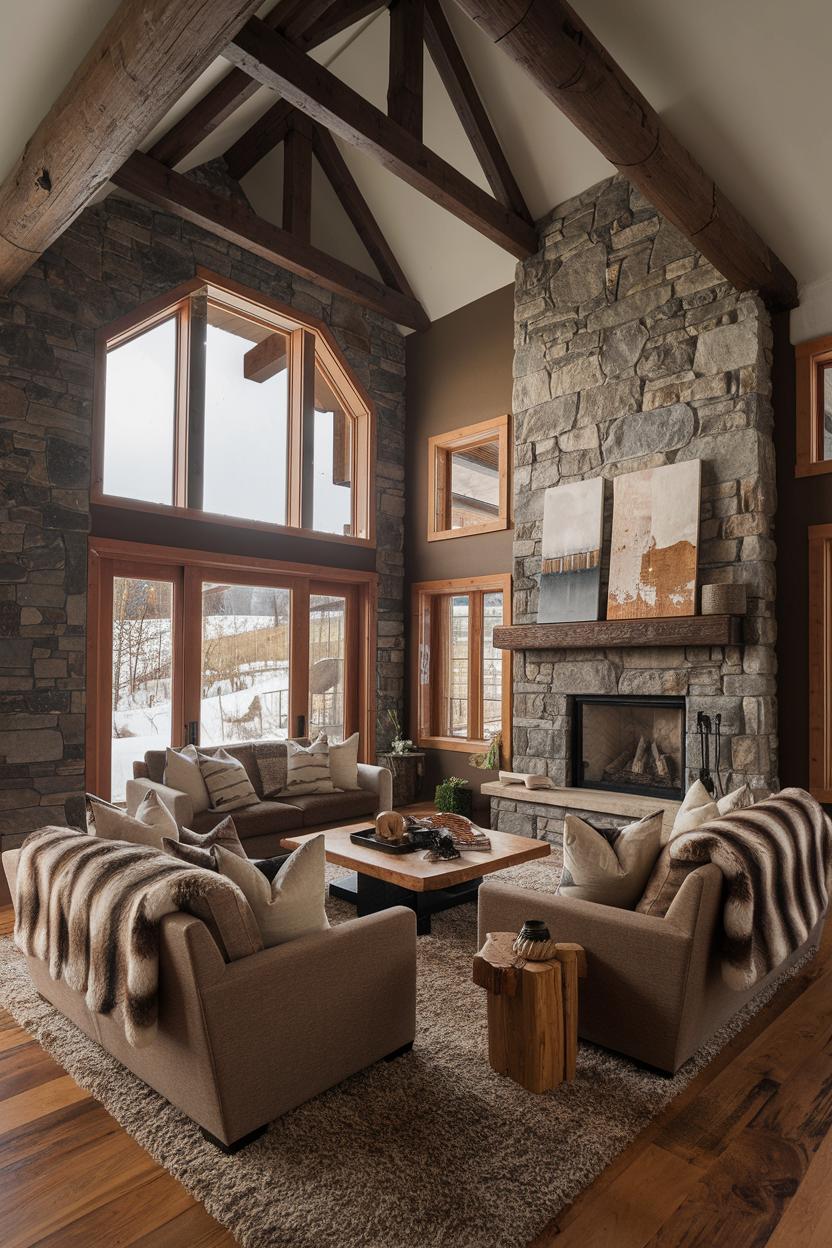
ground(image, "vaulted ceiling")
xmin=0 ymin=0 xmax=828 ymax=330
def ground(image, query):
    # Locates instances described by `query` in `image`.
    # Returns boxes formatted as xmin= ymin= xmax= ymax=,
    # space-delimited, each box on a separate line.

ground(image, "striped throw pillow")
xmin=197 ymin=748 xmax=260 ymax=813
xmin=279 ymin=739 xmax=336 ymax=796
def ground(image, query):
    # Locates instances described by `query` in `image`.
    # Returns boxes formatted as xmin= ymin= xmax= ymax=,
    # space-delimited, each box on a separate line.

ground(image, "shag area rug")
xmin=0 ymin=852 xmax=808 ymax=1248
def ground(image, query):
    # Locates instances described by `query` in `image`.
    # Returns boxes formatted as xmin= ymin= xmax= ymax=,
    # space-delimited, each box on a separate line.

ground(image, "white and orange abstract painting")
xmin=607 ymin=461 xmax=701 ymax=620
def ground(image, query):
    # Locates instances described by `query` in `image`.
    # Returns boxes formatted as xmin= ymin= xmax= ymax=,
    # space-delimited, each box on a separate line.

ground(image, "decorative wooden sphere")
xmin=375 ymin=810 xmax=407 ymax=842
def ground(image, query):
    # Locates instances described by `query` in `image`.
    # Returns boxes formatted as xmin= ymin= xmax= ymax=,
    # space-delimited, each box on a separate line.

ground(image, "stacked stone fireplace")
xmin=492 ymin=175 xmax=778 ymax=844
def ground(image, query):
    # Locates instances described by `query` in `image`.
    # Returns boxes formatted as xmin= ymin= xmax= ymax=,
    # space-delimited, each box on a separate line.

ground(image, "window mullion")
xmin=288 ymin=329 xmax=316 ymax=530
xmin=469 ymin=591 xmax=484 ymax=742
xmin=185 ymin=293 xmax=207 ymax=510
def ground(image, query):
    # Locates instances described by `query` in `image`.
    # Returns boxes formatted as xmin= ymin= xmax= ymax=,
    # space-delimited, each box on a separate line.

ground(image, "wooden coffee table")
xmin=282 ymin=823 xmax=551 ymax=935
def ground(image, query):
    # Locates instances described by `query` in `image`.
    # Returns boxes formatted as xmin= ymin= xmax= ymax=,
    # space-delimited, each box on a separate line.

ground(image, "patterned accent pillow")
xmin=180 ymin=815 xmax=246 ymax=859
xmin=197 ymin=748 xmax=260 ymax=813
xmin=255 ymin=741 xmax=288 ymax=799
xmin=557 ymin=811 xmax=663 ymax=909
xmin=278 ymin=738 xmax=336 ymax=796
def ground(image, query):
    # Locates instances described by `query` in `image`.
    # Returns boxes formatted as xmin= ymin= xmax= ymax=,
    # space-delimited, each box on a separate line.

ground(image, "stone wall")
xmin=0 ymin=162 xmax=406 ymax=855
xmin=495 ymin=174 xmax=777 ymax=836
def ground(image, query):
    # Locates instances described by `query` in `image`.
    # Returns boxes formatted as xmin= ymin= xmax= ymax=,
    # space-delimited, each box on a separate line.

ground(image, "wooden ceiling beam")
xmin=150 ymin=1 xmax=385 ymax=168
xmin=0 ymin=0 xmax=266 ymax=293
xmin=224 ymin=18 xmax=538 ymax=258
xmin=283 ymin=124 xmax=313 ymax=242
xmin=110 ymin=151 xmax=429 ymax=329
xmin=388 ymin=0 xmax=424 ymax=139
xmin=452 ymin=0 xmax=797 ymax=309
xmin=309 ymin=120 xmax=417 ymax=299
xmin=225 ymin=98 xmax=296 ymax=180
xmin=423 ymin=0 xmax=530 ymax=223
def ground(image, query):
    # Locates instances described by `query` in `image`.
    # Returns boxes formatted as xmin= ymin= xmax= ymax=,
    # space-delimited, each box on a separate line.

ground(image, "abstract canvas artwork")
xmin=538 ymin=478 xmax=604 ymax=623
xmin=607 ymin=460 xmax=701 ymax=620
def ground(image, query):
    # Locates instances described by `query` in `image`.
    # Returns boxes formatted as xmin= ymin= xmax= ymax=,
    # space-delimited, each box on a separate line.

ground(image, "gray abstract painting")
xmin=538 ymin=478 xmax=604 ymax=623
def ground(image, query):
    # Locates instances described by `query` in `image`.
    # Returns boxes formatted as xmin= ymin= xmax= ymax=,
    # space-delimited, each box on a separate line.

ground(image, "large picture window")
xmin=87 ymin=538 xmax=377 ymax=802
xmin=94 ymin=271 xmax=374 ymax=544
xmin=411 ymin=573 xmax=512 ymax=761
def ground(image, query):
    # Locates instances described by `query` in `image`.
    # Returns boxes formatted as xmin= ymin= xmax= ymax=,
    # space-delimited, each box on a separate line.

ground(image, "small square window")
xmin=428 ymin=415 xmax=510 ymax=540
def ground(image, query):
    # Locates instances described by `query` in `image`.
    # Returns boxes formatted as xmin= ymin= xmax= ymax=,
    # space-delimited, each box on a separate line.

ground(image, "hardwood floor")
xmin=1 ymin=904 xmax=831 ymax=1246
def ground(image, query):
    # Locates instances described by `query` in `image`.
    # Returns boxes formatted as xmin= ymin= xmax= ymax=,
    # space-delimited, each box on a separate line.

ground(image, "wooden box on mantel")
xmin=492 ymin=615 xmax=742 ymax=652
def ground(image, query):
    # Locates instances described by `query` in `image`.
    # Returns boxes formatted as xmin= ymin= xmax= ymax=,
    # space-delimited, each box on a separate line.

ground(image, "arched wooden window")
xmin=92 ymin=269 xmax=375 ymax=544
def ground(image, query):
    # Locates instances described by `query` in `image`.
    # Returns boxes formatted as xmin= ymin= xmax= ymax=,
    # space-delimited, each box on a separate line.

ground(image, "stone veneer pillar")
xmin=494 ymin=175 xmax=778 ymax=841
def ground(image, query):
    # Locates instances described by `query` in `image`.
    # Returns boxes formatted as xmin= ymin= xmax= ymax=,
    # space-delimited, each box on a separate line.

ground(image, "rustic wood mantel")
xmin=492 ymin=615 xmax=742 ymax=652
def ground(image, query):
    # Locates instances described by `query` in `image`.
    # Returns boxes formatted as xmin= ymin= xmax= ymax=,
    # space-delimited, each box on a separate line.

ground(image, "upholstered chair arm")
xmin=477 ymin=879 xmax=701 ymax=1072
xmin=356 ymin=763 xmax=393 ymax=813
xmin=124 ymin=778 xmax=194 ymax=829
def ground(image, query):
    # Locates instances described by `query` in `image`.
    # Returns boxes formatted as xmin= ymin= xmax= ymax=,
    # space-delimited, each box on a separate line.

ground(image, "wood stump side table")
xmin=472 ymin=932 xmax=587 ymax=1093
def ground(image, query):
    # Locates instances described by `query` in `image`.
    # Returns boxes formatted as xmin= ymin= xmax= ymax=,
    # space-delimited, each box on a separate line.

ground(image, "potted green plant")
xmin=435 ymin=775 xmax=473 ymax=818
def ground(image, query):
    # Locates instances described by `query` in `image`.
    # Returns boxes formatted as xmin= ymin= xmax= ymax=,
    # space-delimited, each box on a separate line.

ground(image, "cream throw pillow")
xmin=215 ymin=836 xmax=329 ymax=946
xmin=557 ymin=811 xmax=663 ymax=909
xmin=279 ymin=739 xmax=336 ymax=796
xmin=94 ymin=789 xmax=178 ymax=850
xmin=668 ymin=780 xmax=753 ymax=842
xmin=326 ymin=732 xmax=360 ymax=791
xmin=197 ymin=748 xmax=260 ymax=813
xmin=164 ymin=745 xmax=210 ymax=813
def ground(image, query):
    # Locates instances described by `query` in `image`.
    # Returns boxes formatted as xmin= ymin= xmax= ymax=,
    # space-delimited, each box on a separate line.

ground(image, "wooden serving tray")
xmin=349 ymin=830 xmax=417 ymax=855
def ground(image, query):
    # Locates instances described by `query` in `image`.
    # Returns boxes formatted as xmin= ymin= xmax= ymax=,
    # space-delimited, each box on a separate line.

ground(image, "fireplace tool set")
xmin=696 ymin=710 xmax=722 ymax=796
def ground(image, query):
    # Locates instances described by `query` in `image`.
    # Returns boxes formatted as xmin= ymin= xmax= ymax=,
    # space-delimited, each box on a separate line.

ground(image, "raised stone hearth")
xmin=494 ymin=175 xmax=777 ymax=841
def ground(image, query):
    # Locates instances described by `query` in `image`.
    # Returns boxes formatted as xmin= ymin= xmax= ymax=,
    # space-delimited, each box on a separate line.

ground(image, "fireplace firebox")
xmin=572 ymin=695 xmax=686 ymax=801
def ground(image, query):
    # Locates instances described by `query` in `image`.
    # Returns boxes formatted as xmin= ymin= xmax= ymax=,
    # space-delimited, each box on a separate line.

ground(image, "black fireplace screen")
xmin=572 ymin=695 xmax=685 ymax=800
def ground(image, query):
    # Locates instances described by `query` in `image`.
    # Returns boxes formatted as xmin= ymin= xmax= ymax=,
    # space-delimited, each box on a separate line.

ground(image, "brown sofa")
xmin=2 ymin=848 xmax=416 ymax=1149
xmin=126 ymin=739 xmax=392 ymax=859
xmin=478 ymin=864 xmax=826 ymax=1073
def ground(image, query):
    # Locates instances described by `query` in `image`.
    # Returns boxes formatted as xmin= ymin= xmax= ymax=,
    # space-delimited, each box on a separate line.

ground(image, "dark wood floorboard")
xmin=1 ymin=889 xmax=831 ymax=1245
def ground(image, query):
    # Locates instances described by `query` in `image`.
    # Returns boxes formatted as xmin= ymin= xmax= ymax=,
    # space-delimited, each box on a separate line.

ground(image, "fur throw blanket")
xmin=14 ymin=826 xmax=262 ymax=1047
xmin=669 ymin=787 xmax=832 ymax=989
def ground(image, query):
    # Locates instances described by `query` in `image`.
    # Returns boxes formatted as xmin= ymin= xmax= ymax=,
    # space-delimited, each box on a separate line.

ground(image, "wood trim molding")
xmin=427 ymin=413 xmax=510 ymax=542
xmin=796 ymin=333 xmax=832 ymax=477
xmin=809 ymin=525 xmax=832 ymax=801
xmin=87 ymin=535 xmax=379 ymax=584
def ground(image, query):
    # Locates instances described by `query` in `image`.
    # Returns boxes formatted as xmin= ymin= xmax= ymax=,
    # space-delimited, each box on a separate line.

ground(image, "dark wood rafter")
xmin=150 ymin=1 xmax=385 ymax=169
xmin=388 ymin=0 xmax=424 ymax=139
xmin=423 ymin=0 xmax=530 ymax=222
xmin=309 ymin=121 xmax=417 ymax=298
xmin=110 ymin=151 xmax=429 ymax=329
xmin=224 ymin=18 xmax=538 ymax=258
xmin=225 ymin=98 xmax=297 ymax=180
xmin=0 ymin=0 xmax=267 ymax=292
xmin=283 ymin=123 xmax=314 ymax=242
xmin=452 ymin=0 xmax=797 ymax=309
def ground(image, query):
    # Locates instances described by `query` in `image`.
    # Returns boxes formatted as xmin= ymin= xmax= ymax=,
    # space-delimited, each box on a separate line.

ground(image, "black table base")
xmin=329 ymin=871 xmax=482 ymax=935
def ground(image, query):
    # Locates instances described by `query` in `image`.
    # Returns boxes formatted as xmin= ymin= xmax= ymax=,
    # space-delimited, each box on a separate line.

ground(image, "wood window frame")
xmin=87 ymin=536 xmax=377 ymax=800
xmin=91 ymin=267 xmax=376 ymax=547
xmin=427 ymin=414 xmax=510 ymax=541
xmin=796 ymin=333 xmax=832 ymax=477
xmin=410 ymin=572 xmax=512 ymax=762
xmin=809 ymin=525 xmax=832 ymax=800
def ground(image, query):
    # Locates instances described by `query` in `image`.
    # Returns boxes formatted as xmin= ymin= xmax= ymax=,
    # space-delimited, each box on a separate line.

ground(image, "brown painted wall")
xmin=405 ymin=283 xmax=514 ymax=804
xmin=774 ymin=311 xmax=832 ymax=790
